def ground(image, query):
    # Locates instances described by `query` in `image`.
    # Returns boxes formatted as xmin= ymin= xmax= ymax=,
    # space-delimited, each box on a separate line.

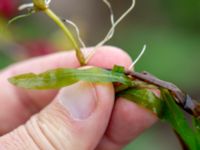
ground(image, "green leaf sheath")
xmin=161 ymin=89 xmax=200 ymax=150
xmin=9 ymin=67 xmax=133 ymax=89
xmin=118 ymin=88 xmax=200 ymax=149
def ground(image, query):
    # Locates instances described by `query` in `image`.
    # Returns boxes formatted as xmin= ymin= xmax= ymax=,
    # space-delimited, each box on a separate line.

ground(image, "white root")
xmin=18 ymin=3 xmax=34 ymax=11
xmin=18 ymin=0 xmax=137 ymax=65
xmin=129 ymin=45 xmax=147 ymax=70
xmin=45 ymin=0 xmax=52 ymax=5
xmin=63 ymin=19 xmax=86 ymax=49
xmin=97 ymin=0 xmax=136 ymax=47
xmin=86 ymin=0 xmax=136 ymax=63
xmin=102 ymin=0 xmax=115 ymax=39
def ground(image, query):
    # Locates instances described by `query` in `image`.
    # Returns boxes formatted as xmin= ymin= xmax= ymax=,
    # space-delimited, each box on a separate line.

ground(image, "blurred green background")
xmin=0 ymin=0 xmax=200 ymax=149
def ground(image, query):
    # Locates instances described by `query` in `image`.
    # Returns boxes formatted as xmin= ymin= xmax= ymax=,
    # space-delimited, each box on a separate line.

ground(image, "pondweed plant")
xmin=8 ymin=0 xmax=200 ymax=149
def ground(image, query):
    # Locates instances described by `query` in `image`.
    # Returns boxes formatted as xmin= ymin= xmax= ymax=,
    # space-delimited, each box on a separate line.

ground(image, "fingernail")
xmin=58 ymin=81 xmax=97 ymax=120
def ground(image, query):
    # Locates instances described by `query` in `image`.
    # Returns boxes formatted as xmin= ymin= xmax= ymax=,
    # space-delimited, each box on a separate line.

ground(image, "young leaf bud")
xmin=32 ymin=0 xmax=51 ymax=10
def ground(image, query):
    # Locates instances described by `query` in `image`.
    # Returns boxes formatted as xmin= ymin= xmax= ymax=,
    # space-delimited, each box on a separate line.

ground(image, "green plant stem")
xmin=44 ymin=8 xmax=86 ymax=65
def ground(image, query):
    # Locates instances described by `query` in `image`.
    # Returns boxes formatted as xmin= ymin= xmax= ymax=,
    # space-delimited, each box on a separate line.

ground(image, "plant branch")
xmin=44 ymin=8 xmax=86 ymax=65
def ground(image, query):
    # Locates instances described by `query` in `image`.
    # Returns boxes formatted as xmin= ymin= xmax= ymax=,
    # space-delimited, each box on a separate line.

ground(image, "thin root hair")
xmin=63 ymin=19 xmax=86 ymax=49
xmin=129 ymin=44 xmax=147 ymax=70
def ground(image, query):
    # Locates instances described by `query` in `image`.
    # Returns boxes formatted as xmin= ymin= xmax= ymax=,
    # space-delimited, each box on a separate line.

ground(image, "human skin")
xmin=0 ymin=46 xmax=157 ymax=150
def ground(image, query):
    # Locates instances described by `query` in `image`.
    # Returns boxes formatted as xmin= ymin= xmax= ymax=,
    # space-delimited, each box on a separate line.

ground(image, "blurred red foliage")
xmin=0 ymin=0 xmax=19 ymax=19
xmin=22 ymin=40 xmax=57 ymax=58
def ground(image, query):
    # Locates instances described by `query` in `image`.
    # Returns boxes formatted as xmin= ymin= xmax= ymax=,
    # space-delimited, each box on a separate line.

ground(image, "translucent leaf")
xmin=9 ymin=67 xmax=133 ymax=89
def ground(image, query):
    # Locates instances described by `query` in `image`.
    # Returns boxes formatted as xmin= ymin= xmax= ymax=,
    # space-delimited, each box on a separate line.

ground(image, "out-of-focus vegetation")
xmin=0 ymin=0 xmax=200 ymax=149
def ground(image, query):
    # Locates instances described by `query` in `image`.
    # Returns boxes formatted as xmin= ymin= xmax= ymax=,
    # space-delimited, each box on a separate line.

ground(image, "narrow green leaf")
xmin=9 ymin=67 xmax=133 ymax=89
xmin=119 ymin=87 xmax=200 ymax=149
xmin=193 ymin=117 xmax=200 ymax=134
xmin=161 ymin=89 xmax=200 ymax=150
xmin=193 ymin=117 xmax=200 ymax=145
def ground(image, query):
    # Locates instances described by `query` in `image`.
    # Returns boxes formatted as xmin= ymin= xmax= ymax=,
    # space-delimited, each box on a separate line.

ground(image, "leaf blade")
xmin=160 ymin=89 xmax=200 ymax=150
xmin=9 ymin=67 xmax=133 ymax=89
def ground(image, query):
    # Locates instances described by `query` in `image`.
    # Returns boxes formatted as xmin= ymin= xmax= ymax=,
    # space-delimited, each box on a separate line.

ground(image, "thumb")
xmin=0 ymin=81 xmax=115 ymax=150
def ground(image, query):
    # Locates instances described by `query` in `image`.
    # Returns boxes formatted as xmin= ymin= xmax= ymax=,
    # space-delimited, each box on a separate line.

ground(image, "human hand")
xmin=0 ymin=46 xmax=157 ymax=150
